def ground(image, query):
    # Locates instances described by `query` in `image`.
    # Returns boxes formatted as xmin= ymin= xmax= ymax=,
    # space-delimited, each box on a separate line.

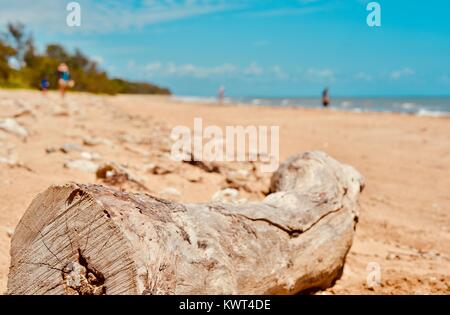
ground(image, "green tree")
xmin=0 ymin=40 xmax=16 ymax=81
xmin=0 ymin=23 xmax=171 ymax=95
xmin=7 ymin=22 xmax=27 ymax=66
xmin=46 ymin=44 xmax=69 ymax=62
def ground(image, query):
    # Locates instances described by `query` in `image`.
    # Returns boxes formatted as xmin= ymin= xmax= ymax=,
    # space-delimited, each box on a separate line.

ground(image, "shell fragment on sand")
xmin=0 ymin=118 xmax=28 ymax=140
xmin=64 ymin=159 xmax=99 ymax=173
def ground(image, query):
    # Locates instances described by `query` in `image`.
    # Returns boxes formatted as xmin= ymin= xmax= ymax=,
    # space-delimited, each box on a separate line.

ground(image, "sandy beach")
xmin=0 ymin=89 xmax=449 ymax=294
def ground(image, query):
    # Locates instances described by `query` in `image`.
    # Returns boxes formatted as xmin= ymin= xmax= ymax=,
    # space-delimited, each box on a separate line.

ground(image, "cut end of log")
xmin=7 ymin=151 xmax=364 ymax=295
xmin=7 ymin=184 xmax=139 ymax=295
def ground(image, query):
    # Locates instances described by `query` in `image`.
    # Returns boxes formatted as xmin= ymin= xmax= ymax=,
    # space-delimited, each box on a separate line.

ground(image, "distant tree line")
xmin=0 ymin=22 xmax=171 ymax=95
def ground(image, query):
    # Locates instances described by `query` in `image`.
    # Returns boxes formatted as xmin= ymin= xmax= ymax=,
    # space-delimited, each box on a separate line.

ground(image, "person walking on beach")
xmin=40 ymin=77 xmax=50 ymax=95
xmin=57 ymin=63 xmax=74 ymax=98
xmin=322 ymin=87 xmax=330 ymax=107
xmin=218 ymin=85 xmax=225 ymax=104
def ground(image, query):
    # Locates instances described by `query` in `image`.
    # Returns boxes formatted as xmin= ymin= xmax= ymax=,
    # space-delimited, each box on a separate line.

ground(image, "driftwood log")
xmin=7 ymin=151 xmax=364 ymax=295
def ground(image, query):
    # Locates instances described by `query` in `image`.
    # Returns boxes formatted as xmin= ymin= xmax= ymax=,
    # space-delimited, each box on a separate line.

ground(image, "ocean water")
xmin=174 ymin=96 xmax=450 ymax=117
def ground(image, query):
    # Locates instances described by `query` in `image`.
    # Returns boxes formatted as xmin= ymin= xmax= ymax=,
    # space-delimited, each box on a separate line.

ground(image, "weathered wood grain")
xmin=7 ymin=151 xmax=364 ymax=295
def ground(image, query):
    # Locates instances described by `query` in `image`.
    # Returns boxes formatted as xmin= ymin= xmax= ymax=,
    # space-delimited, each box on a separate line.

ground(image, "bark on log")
xmin=7 ymin=151 xmax=364 ymax=295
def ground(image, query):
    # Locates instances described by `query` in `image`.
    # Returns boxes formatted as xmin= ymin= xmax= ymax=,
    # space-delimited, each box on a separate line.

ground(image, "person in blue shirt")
xmin=40 ymin=77 xmax=50 ymax=95
xmin=57 ymin=63 xmax=74 ymax=97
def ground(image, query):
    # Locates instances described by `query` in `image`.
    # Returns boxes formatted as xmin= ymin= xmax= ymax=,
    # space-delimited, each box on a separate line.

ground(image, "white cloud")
xmin=144 ymin=61 xmax=238 ymax=78
xmin=355 ymin=72 xmax=372 ymax=81
xmin=0 ymin=0 xmax=241 ymax=34
xmin=390 ymin=67 xmax=415 ymax=80
xmin=304 ymin=68 xmax=335 ymax=82
xmin=145 ymin=62 xmax=162 ymax=72
xmin=139 ymin=61 xmax=380 ymax=86
xmin=271 ymin=65 xmax=289 ymax=80
xmin=244 ymin=0 xmax=331 ymax=18
xmin=248 ymin=6 xmax=326 ymax=17
xmin=0 ymin=0 xmax=335 ymax=42
xmin=0 ymin=0 xmax=331 ymax=34
xmin=243 ymin=62 xmax=263 ymax=76
xmin=141 ymin=61 xmax=293 ymax=80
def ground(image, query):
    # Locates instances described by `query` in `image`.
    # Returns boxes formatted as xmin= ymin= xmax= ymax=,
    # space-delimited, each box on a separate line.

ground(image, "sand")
xmin=0 ymin=89 xmax=449 ymax=294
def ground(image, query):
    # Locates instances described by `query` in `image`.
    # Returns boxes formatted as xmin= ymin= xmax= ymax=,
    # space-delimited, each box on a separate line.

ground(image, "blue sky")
xmin=1 ymin=0 xmax=450 ymax=97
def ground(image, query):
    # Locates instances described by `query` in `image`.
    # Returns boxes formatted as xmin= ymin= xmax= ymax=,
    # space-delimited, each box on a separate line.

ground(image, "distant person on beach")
xmin=40 ymin=78 xmax=50 ymax=95
xmin=218 ymin=85 xmax=225 ymax=104
xmin=322 ymin=88 xmax=330 ymax=107
xmin=57 ymin=63 xmax=75 ymax=97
